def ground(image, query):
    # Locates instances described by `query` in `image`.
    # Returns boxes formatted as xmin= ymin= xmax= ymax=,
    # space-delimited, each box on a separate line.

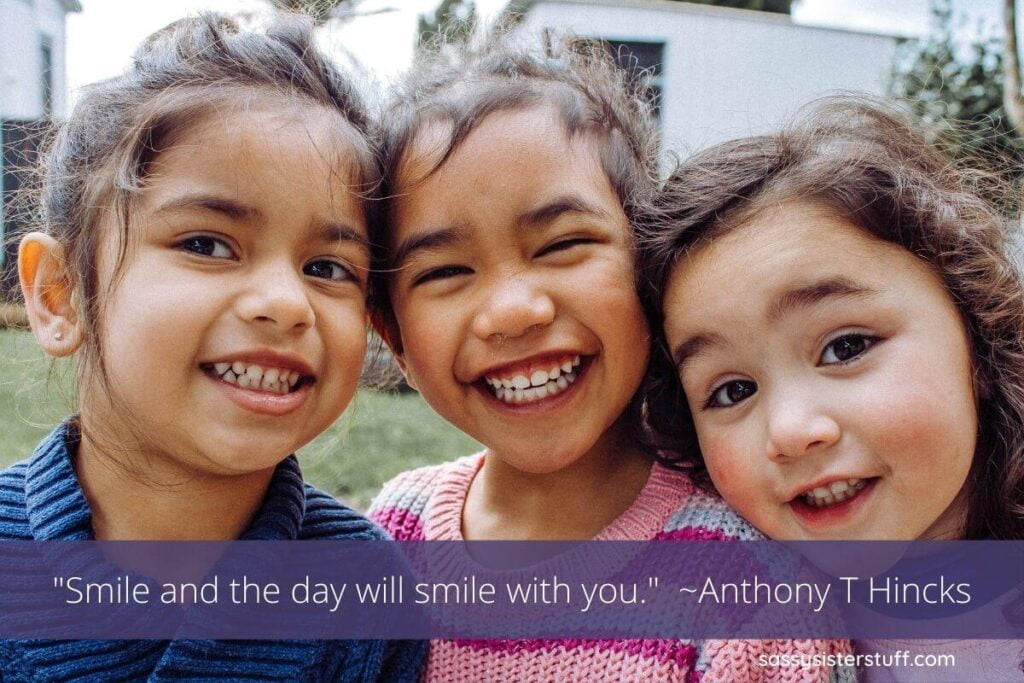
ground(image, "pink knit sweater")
xmin=369 ymin=454 xmax=854 ymax=682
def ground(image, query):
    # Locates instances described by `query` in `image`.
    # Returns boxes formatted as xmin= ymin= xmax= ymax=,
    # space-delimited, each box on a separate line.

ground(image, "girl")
xmin=367 ymin=30 xmax=850 ymax=682
xmin=639 ymin=96 xmax=1024 ymax=679
xmin=2 ymin=14 xmax=424 ymax=680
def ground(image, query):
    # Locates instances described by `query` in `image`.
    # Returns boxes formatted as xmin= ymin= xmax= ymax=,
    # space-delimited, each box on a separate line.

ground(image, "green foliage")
xmin=675 ymin=0 xmax=791 ymax=14
xmin=418 ymin=0 xmax=478 ymax=49
xmin=267 ymin=0 xmax=355 ymax=24
xmin=0 ymin=329 xmax=477 ymax=511
xmin=888 ymin=1 xmax=1024 ymax=170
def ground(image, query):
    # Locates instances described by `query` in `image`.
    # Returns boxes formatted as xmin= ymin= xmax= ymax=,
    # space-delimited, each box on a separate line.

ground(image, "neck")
xmin=463 ymin=418 xmax=651 ymax=541
xmin=74 ymin=417 xmax=275 ymax=541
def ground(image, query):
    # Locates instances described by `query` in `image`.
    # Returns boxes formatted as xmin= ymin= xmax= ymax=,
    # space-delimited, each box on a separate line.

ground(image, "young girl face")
xmin=85 ymin=103 xmax=370 ymax=479
xmin=661 ymin=202 xmax=976 ymax=541
xmin=386 ymin=104 xmax=649 ymax=474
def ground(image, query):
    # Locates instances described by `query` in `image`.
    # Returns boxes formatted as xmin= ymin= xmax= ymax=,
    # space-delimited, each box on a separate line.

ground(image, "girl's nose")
xmin=471 ymin=276 xmax=556 ymax=342
xmin=236 ymin=262 xmax=315 ymax=332
xmin=765 ymin=393 xmax=841 ymax=462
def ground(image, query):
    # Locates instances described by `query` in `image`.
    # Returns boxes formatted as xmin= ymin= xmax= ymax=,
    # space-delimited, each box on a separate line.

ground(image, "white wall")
xmin=0 ymin=0 xmax=76 ymax=120
xmin=521 ymin=0 xmax=899 ymax=156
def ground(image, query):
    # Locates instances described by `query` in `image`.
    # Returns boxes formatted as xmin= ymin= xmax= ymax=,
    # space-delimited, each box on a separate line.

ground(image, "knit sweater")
xmin=0 ymin=419 xmax=426 ymax=682
xmin=369 ymin=453 xmax=854 ymax=682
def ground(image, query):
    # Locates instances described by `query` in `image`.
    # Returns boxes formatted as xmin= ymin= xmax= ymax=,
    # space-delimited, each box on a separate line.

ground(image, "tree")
xmin=1004 ymin=0 xmax=1024 ymax=135
xmin=672 ymin=0 xmax=791 ymax=14
xmin=889 ymin=0 xmax=1024 ymax=169
xmin=418 ymin=0 xmax=478 ymax=48
xmin=268 ymin=0 xmax=358 ymax=24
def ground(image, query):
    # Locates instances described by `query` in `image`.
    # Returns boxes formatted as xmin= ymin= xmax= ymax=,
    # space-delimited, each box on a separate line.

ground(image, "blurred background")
xmin=0 ymin=0 xmax=1017 ymax=507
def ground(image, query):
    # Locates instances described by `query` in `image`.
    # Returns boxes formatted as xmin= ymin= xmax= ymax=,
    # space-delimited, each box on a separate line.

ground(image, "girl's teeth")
xmin=209 ymin=362 xmax=304 ymax=394
xmin=800 ymin=478 xmax=869 ymax=507
xmin=485 ymin=359 xmax=583 ymax=406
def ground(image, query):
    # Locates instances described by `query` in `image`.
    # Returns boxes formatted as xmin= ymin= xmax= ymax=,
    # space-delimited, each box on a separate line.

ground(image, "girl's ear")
xmin=18 ymin=233 xmax=84 ymax=358
xmin=368 ymin=309 xmax=417 ymax=391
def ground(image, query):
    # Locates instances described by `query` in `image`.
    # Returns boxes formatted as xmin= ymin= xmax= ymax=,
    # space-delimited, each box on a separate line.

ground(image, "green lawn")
xmin=0 ymin=329 xmax=479 ymax=510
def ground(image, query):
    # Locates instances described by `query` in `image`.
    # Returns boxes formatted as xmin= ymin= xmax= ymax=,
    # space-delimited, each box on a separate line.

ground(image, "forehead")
xmin=390 ymin=104 xmax=621 ymax=238
xmin=144 ymin=102 xmax=368 ymax=213
xmin=664 ymin=202 xmax=938 ymax=326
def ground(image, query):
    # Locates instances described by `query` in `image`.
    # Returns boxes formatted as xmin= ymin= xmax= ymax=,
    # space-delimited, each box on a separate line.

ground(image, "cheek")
xmin=700 ymin=428 xmax=766 ymax=512
xmin=323 ymin=302 xmax=370 ymax=391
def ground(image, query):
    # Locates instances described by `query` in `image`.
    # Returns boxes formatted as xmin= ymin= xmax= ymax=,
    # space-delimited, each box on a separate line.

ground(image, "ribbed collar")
xmin=24 ymin=419 xmax=307 ymax=541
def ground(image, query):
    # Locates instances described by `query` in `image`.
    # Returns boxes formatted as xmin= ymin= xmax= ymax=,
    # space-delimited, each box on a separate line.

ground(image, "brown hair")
xmin=638 ymin=96 xmax=1024 ymax=540
xmin=25 ymin=12 xmax=378 ymax=394
xmin=369 ymin=26 xmax=660 ymax=333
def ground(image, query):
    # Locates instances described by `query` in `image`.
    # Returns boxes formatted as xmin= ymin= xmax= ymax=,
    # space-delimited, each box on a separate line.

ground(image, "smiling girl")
xmin=1 ymin=14 xmax=423 ymax=680
xmin=640 ymin=96 xmax=1024 ymax=679
xmin=367 ymin=30 xmax=850 ymax=682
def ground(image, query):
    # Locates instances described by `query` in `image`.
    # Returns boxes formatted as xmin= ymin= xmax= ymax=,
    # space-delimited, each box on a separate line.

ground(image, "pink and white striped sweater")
xmin=369 ymin=454 xmax=854 ymax=682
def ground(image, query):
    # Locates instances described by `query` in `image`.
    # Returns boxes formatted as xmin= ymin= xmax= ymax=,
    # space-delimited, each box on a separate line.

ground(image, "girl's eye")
xmin=178 ymin=236 xmax=234 ymax=259
xmin=537 ymin=238 xmax=593 ymax=257
xmin=413 ymin=265 xmax=471 ymax=286
xmin=705 ymin=379 xmax=757 ymax=409
xmin=819 ymin=333 xmax=877 ymax=365
xmin=304 ymin=259 xmax=355 ymax=282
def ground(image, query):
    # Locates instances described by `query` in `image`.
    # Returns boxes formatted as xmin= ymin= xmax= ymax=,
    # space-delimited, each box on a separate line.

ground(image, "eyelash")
xmin=177 ymin=236 xmax=357 ymax=283
xmin=304 ymin=259 xmax=358 ymax=283
xmin=703 ymin=379 xmax=757 ymax=410
xmin=818 ymin=333 xmax=879 ymax=366
xmin=410 ymin=237 xmax=596 ymax=287
xmin=177 ymin=235 xmax=235 ymax=259
xmin=701 ymin=333 xmax=880 ymax=410
xmin=413 ymin=265 xmax=472 ymax=286
xmin=537 ymin=237 xmax=594 ymax=256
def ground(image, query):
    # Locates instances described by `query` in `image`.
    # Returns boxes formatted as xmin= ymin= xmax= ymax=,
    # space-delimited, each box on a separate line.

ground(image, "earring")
xmin=54 ymin=331 xmax=63 ymax=341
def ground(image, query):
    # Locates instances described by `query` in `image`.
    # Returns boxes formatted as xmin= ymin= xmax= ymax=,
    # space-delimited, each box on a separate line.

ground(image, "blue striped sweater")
xmin=0 ymin=419 xmax=426 ymax=682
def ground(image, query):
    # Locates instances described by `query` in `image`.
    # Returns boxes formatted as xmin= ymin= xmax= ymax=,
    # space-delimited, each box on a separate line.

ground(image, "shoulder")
xmin=656 ymin=469 xmax=764 ymax=541
xmin=299 ymin=483 xmax=389 ymax=540
xmin=0 ymin=459 xmax=32 ymax=540
xmin=367 ymin=455 xmax=481 ymax=541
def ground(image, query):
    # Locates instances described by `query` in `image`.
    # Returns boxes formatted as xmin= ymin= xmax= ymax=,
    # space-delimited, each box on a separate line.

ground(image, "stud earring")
xmin=54 ymin=331 xmax=63 ymax=341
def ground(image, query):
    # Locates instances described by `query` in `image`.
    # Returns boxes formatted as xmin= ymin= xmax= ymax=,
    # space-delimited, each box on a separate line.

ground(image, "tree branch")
xmin=1004 ymin=0 xmax=1024 ymax=136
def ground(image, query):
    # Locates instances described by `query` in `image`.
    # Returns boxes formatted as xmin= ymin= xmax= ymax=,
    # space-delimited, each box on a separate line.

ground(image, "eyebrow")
xmin=154 ymin=194 xmax=258 ymax=222
xmin=320 ymin=222 xmax=371 ymax=251
xmin=671 ymin=332 xmax=725 ymax=372
xmin=517 ymin=195 xmax=610 ymax=229
xmin=767 ymin=277 xmax=877 ymax=322
xmin=390 ymin=226 xmax=466 ymax=269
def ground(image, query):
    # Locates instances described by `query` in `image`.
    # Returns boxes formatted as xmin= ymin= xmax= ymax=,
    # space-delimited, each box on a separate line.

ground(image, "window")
xmin=602 ymin=40 xmax=664 ymax=122
xmin=40 ymin=36 xmax=53 ymax=117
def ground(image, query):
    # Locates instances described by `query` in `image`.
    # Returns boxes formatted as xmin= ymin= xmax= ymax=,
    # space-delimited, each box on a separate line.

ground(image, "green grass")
xmin=0 ymin=329 xmax=479 ymax=510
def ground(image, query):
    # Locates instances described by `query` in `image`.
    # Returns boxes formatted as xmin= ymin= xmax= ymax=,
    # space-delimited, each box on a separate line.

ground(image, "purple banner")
xmin=0 ymin=540 xmax=1020 ymax=639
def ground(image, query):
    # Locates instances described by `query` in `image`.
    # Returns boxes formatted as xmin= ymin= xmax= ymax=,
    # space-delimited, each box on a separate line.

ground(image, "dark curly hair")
xmin=369 ymin=25 xmax=660 ymax=337
xmin=638 ymin=95 xmax=1024 ymax=540
xmin=22 ymin=12 xmax=378 ymax=392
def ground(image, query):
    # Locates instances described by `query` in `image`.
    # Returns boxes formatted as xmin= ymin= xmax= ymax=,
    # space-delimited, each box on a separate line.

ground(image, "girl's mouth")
xmin=789 ymin=477 xmax=879 ymax=525
xmin=200 ymin=361 xmax=314 ymax=395
xmin=479 ymin=354 xmax=584 ymax=405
